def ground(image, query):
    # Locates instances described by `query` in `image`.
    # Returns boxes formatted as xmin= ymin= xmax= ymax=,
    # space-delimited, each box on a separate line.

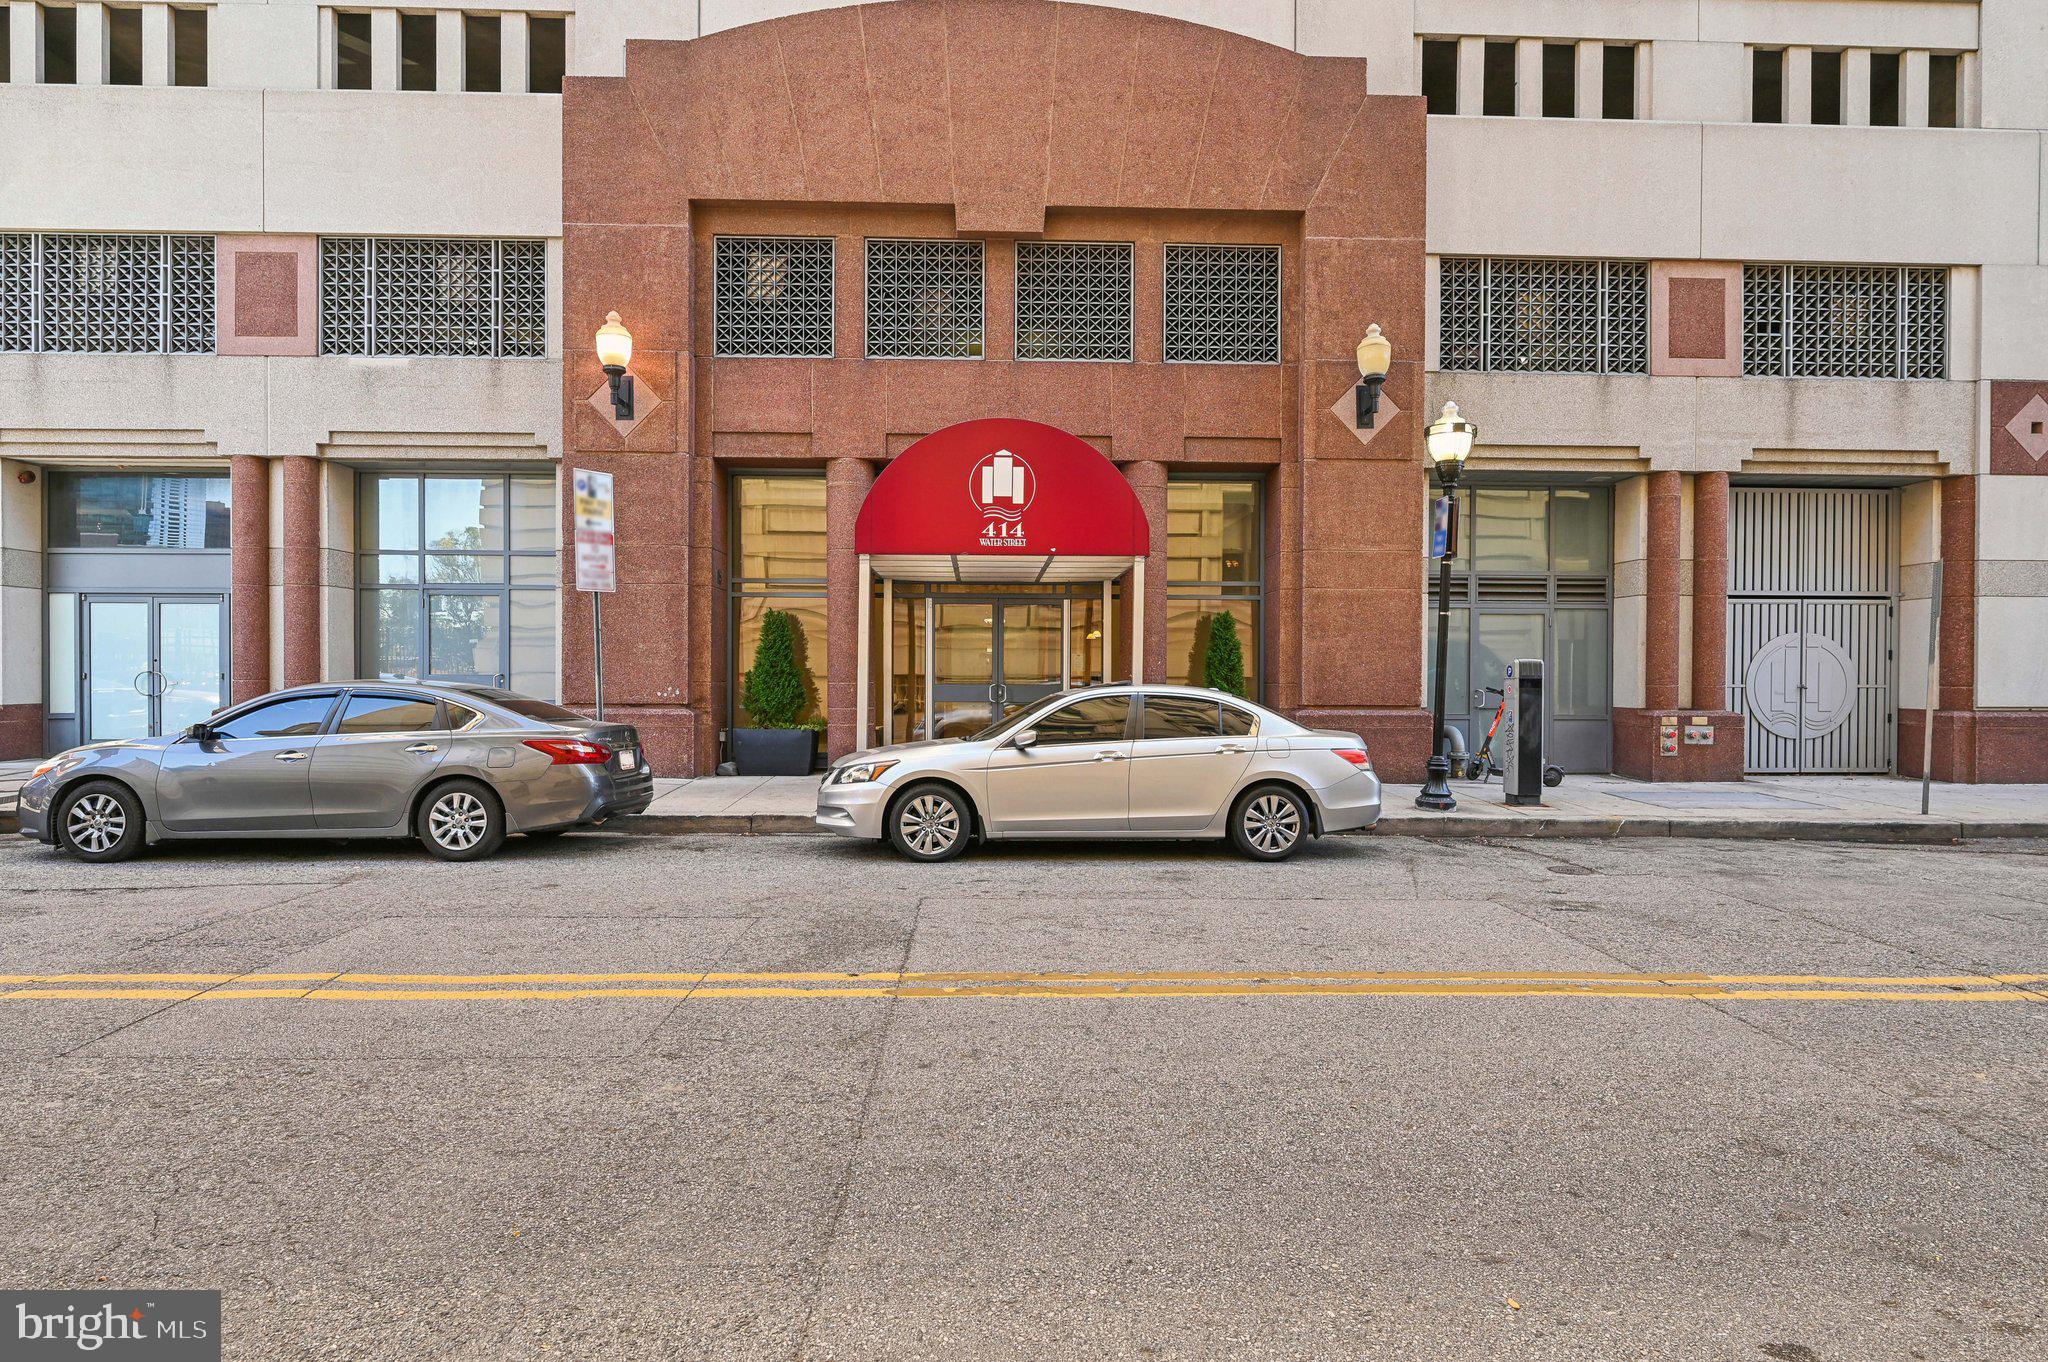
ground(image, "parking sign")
xmin=573 ymin=468 xmax=615 ymax=593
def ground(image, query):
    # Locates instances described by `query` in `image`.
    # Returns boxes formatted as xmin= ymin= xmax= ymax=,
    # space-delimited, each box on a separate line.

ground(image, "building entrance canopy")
xmin=854 ymin=418 xmax=1149 ymax=583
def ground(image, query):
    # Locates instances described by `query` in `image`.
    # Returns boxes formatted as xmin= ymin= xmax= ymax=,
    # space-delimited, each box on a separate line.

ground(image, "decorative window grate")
xmin=1016 ymin=241 xmax=1134 ymax=361
xmin=1743 ymin=264 xmax=1947 ymax=379
xmin=1164 ymin=244 xmax=1280 ymax=363
xmin=714 ymin=236 xmax=835 ymax=357
xmin=865 ymin=238 xmax=983 ymax=358
xmin=1437 ymin=257 xmax=1647 ymax=374
xmin=319 ymin=237 xmax=547 ymax=358
xmin=0 ymin=232 xmax=215 ymax=355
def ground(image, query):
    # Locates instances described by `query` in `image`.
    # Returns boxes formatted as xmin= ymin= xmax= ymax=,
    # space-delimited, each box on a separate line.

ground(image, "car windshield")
xmin=966 ymin=692 xmax=1083 ymax=743
xmin=456 ymin=688 xmax=586 ymax=722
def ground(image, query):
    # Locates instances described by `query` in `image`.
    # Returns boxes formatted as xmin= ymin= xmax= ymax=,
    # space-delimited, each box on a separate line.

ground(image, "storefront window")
xmin=729 ymin=473 xmax=828 ymax=729
xmin=357 ymin=471 xmax=557 ymax=697
xmin=47 ymin=472 xmax=230 ymax=548
xmin=1165 ymin=479 xmax=1262 ymax=697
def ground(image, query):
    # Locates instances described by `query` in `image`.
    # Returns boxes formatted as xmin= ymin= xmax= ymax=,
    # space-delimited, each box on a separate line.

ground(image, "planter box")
xmin=732 ymin=727 xmax=818 ymax=776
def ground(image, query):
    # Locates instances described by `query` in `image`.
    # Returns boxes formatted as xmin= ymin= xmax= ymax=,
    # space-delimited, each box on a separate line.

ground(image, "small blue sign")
xmin=1429 ymin=496 xmax=1453 ymax=559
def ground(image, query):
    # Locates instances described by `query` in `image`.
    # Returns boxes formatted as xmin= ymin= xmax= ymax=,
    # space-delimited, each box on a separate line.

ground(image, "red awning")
xmin=854 ymin=418 xmax=1149 ymax=581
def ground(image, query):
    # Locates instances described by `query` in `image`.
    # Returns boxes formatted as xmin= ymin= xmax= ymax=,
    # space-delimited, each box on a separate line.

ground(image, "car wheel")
xmin=416 ymin=779 xmax=506 ymax=862
xmin=1230 ymin=785 xmax=1308 ymax=862
xmin=55 ymin=780 xmax=146 ymax=863
xmin=887 ymin=784 xmax=971 ymax=862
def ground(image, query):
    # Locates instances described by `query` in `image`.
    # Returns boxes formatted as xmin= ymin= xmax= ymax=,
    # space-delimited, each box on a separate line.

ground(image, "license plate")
xmin=618 ymin=749 xmax=638 ymax=771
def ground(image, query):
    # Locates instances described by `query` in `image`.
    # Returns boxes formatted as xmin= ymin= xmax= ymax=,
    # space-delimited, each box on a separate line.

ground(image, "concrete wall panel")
xmin=0 ymin=88 xmax=265 ymax=231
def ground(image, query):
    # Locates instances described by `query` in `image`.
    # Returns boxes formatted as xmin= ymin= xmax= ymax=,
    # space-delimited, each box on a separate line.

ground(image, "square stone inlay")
xmin=2006 ymin=394 xmax=2048 ymax=462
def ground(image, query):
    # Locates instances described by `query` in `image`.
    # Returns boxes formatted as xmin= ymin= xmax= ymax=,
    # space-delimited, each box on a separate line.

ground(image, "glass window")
xmin=732 ymin=475 xmax=827 ymax=581
xmin=1166 ymin=480 xmax=1261 ymax=698
xmin=1602 ymin=43 xmax=1635 ymax=119
xmin=213 ymin=694 xmax=335 ymax=740
xmin=171 ymin=6 xmax=206 ymax=86
xmin=1542 ymin=43 xmax=1575 ymax=118
xmin=47 ymin=473 xmax=231 ymax=549
xmin=444 ymin=702 xmax=482 ymax=730
xmin=1032 ymin=695 xmax=1131 ymax=745
xmin=1752 ymin=49 xmax=1784 ymax=123
xmin=358 ymin=473 xmax=556 ymax=697
xmin=1811 ymin=50 xmax=1843 ymax=124
xmin=731 ymin=596 xmax=827 ymax=728
xmin=1870 ymin=51 xmax=1901 ymax=127
xmin=107 ymin=7 xmax=143 ymax=85
xmin=1141 ymin=695 xmax=1220 ymax=741
xmin=1474 ymin=489 xmax=1547 ymax=574
xmin=463 ymin=13 xmax=501 ymax=92
xmin=460 ymin=689 xmax=580 ymax=721
xmin=337 ymin=694 xmax=437 ymax=734
xmin=1929 ymin=53 xmax=1960 ymax=128
xmin=1221 ymin=704 xmax=1255 ymax=737
xmin=334 ymin=11 xmax=371 ymax=89
xmin=1482 ymin=40 xmax=1514 ymax=115
xmin=42 ymin=5 xmax=77 ymax=84
xmin=1422 ymin=39 xmax=1458 ymax=115
xmin=1551 ymin=488 xmax=1610 ymax=574
xmin=47 ymin=593 xmax=78 ymax=715
xmin=527 ymin=15 xmax=565 ymax=93
xmin=400 ymin=12 xmax=436 ymax=90
xmin=1554 ymin=610 xmax=1609 ymax=717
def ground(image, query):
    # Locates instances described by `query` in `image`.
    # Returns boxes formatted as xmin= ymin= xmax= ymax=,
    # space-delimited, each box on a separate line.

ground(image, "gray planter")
xmin=732 ymin=727 xmax=818 ymax=776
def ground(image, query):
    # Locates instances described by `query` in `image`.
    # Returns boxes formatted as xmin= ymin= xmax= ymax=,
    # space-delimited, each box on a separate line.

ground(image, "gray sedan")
xmin=816 ymin=684 xmax=1380 ymax=861
xmin=18 ymin=682 xmax=653 ymax=863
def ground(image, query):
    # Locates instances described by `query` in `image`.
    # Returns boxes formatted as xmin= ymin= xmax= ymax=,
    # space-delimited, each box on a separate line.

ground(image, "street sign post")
xmin=572 ymin=468 xmax=616 ymax=720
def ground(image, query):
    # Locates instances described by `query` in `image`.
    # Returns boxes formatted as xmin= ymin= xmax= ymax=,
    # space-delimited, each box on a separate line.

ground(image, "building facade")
xmin=3 ymin=0 xmax=2045 ymax=784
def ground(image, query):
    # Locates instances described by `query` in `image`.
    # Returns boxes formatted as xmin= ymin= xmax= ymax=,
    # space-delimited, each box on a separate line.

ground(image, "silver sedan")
xmin=816 ymin=684 xmax=1381 ymax=861
xmin=17 ymin=682 xmax=653 ymax=863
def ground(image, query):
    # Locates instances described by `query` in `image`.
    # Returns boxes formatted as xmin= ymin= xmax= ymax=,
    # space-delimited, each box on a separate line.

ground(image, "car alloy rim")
xmin=1244 ymin=794 xmax=1300 ymax=854
xmin=429 ymin=791 xmax=488 ymax=850
xmin=900 ymin=794 xmax=960 ymax=856
xmin=65 ymin=793 xmax=127 ymax=854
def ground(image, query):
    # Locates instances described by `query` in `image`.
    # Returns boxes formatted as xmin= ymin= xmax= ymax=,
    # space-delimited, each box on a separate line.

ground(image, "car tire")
xmin=55 ymin=779 xmax=146 ymax=863
xmin=1229 ymin=784 xmax=1309 ymax=862
xmin=886 ymin=783 xmax=971 ymax=862
xmin=416 ymin=779 xmax=506 ymax=862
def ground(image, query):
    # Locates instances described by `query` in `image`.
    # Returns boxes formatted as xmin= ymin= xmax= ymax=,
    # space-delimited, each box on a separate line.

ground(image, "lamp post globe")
xmin=595 ymin=311 xmax=636 ymax=420
xmin=1418 ymin=400 xmax=1477 ymax=813
xmin=1354 ymin=323 xmax=1393 ymax=428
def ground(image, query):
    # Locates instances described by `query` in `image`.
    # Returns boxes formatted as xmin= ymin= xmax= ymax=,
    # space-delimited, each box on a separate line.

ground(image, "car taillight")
xmin=1335 ymin=749 xmax=1372 ymax=769
xmin=523 ymin=737 xmax=611 ymax=765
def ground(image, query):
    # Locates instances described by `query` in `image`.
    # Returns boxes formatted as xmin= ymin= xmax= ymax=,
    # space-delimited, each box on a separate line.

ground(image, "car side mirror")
xmin=182 ymin=722 xmax=213 ymax=743
xmin=1012 ymin=728 xmax=1038 ymax=750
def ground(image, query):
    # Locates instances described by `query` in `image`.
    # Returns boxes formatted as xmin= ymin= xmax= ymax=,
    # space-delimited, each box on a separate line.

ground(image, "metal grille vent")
xmin=1742 ymin=264 xmax=1946 ymax=379
xmin=865 ymin=238 xmax=984 ymax=359
xmin=1554 ymin=578 xmax=1610 ymax=602
xmin=0 ymin=232 xmax=214 ymax=354
xmin=715 ymin=236 xmax=834 ymax=357
xmin=1475 ymin=575 xmax=1549 ymax=602
xmin=1437 ymin=257 xmax=1647 ymax=375
xmin=319 ymin=238 xmax=547 ymax=358
xmin=1016 ymin=241 xmax=1133 ymax=361
xmin=1164 ymin=244 xmax=1280 ymax=363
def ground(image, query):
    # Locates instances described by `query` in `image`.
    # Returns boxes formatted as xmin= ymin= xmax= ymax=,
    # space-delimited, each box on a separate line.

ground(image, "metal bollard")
xmin=1501 ymin=658 xmax=1544 ymax=807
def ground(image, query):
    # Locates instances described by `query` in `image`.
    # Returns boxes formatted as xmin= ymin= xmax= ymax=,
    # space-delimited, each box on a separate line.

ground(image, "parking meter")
xmin=1501 ymin=658 xmax=1544 ymax=807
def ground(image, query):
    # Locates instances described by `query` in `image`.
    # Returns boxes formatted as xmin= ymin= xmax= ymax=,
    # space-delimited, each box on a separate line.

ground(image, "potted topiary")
xmin=1202 ymin=610 xmax=1248 ymax=698
xmin=733 ymin=608 xmax=821 ymax=775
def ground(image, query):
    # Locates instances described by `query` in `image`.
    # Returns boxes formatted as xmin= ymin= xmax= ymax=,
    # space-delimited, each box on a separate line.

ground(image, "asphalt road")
xmin=2 ymin=830 xmax=2045 ymax=1361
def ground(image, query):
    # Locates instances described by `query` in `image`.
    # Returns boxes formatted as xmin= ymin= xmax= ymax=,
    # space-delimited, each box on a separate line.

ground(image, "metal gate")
xmin=1727 ymin=488 xmax=1896 ymax=774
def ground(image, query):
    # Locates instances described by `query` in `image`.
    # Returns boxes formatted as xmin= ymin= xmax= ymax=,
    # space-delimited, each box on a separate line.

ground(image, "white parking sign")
xmin=573 ymin=468 xmax=615 ymax=593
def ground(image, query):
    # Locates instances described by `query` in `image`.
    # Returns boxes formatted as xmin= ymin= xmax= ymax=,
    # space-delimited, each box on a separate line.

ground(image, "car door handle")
xmin=273 ymin=750 xmax=309 ymax=762
xmin=1217 ymin=743 xmax=1247 ymax=754
xmin=405 ymin=743 xmax=440 ymax=753
xmin=1094 ymin=750 xmax=1125 ymax=762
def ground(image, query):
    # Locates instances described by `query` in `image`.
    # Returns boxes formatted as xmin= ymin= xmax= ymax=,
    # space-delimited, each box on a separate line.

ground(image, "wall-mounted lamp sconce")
xmin=595 ymin=311 xmax=635 ymax=422
xmin=1355 ymin=323 xmax=1392 ymax=429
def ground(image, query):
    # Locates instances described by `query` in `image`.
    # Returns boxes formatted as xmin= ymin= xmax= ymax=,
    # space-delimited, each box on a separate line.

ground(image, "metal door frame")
xmin=922 ymin=595 xmax=1070 ymax=740
xmin=78 ymin=591 xmax=229 ymax=743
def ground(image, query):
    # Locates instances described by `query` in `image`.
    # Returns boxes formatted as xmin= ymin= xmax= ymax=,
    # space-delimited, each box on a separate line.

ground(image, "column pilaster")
xmin=229 ymin=455 xmax=272 ymax=703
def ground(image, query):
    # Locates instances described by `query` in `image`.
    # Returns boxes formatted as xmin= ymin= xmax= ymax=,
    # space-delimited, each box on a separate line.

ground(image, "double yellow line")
xmin=1 ymin=968 xmax=2042 ymax=1004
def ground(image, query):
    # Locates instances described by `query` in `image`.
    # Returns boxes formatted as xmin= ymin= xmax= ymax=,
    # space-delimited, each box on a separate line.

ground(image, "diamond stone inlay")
xmin=2006 ymin=394 xmax=2048 ymax=463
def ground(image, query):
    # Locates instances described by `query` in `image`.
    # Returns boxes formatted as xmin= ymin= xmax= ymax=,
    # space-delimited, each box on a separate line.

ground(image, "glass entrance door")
xmin=81 ymin=594 xmax=227 ymax=742
xmin=926 ymin=598 xmax=1068 ymax=740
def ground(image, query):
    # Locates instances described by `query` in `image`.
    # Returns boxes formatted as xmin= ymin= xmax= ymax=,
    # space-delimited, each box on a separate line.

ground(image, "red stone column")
xmin=280 ymin=455 xmax=324 ymax=688
xmin=1643 ymin=470 xmax=1683 ymax=713
xmin=228 ymin=455 xmax=271 ymax=703
xmin=1930 ymin=473 xmax=1979 ymax=780
xmin=1690 ymin=472 xmax=1729 ymax=707
xmin=824 ymin=457 xmax=874 ymax=760
xmin=1123 ymin=459 xmax=1168 ymax=683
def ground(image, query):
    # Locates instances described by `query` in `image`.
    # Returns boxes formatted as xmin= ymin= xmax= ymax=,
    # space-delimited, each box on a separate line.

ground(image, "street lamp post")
xmin=1354 ymin=323 xmax=1392 ymax=428
xmin=1417 ymin=400 xmax=1476 ymax=812
xmin=595 ymin=311 xmax=636 ymax=421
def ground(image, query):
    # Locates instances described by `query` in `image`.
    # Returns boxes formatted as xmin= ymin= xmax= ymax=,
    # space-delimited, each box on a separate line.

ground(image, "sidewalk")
xmin=6 ymin=758 xmax=2044 ymax=842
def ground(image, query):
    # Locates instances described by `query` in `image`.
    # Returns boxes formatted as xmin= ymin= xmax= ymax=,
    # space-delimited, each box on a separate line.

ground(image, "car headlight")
xmin=30 ymin=751 xmax=86 ymax=780
xmin=829 ymin=760 xmax=898 ymax=786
